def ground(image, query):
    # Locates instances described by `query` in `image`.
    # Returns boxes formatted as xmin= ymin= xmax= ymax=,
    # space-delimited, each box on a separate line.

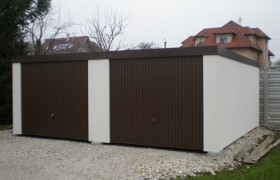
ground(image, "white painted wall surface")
xmin=12 ymin=63 xmax=22 ymax=134
xmin=203 ymin=55 xmax=259 ymax=152
xmin=88 ymin=59 xmax=110 ymax=143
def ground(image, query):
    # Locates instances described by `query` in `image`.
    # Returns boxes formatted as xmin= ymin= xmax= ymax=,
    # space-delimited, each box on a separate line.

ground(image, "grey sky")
xmin=53 ymin=0 xmax=280 ymax=61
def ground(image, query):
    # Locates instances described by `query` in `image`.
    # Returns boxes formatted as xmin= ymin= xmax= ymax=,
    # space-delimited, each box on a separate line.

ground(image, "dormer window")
xmin=56 ymin=43 xmax=70 ymax=51
xmin=194 ymin=37 xmax=207 ymax=46
xmin=220 ymin=34 xmax=227 ymax=44
xmin=196 ymin=41 xmax=202 ymax=46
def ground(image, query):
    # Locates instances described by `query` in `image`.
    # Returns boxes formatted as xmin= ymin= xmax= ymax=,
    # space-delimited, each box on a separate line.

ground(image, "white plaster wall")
xmin=203 ymin=55 xmax=259 ymax=152
xmin=12 ymin=63 xmax=22 ymax=134
xmin=88 ymin=59 xmax=110 ymax=143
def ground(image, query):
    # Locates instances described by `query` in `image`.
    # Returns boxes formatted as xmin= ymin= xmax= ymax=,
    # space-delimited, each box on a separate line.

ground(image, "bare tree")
xmin=25 ymin=7 xmax=75 ymax=55
xmin=86 ymin=9 xmax=129 ymax=51
xmin=25 ymin=13 xmax=49 ymax=54
xmin=136 ymin=41 xmax=159 ymax=49
xmin=41 ymin=21 xmax=75 ymax=55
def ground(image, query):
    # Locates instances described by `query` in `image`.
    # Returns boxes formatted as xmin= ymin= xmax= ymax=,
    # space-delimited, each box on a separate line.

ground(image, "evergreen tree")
xmin=0 ymin=0 xmax=51 ymax=124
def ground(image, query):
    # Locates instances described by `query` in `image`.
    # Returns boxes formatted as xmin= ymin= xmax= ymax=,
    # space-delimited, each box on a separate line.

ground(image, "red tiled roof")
xmin=181 ymin=36 xmax=195 ymax=47
xmin=90 ymin=41 xmax=102 ymax=52
xmin=181 ymin=21 xmax=273 ymax=55
xmin=196 ymin=28 xmax=219 ymax=37
xmin=42 ymin=36 xmax=100 ymax=54
xmin=247 ymin=28 xmax=271 ymax=39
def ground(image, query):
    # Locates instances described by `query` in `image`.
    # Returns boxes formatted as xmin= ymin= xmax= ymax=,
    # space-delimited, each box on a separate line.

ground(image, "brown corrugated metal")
xmin=110 ymin=56 xmax=203 ymax=150
xmin=22 ymin=61 xmax=88 ymax=140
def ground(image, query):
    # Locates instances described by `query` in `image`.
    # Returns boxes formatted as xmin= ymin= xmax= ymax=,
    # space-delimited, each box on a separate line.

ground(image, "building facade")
xmin=181 ymin=21 xmax=274 ymax=71
xmin=41 ymin=36 xmax=101 ymax=55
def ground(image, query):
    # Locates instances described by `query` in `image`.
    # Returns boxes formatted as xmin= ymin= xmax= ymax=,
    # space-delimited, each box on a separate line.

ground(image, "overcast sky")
xmin=52 ymin=0 xmax=280 ymax=61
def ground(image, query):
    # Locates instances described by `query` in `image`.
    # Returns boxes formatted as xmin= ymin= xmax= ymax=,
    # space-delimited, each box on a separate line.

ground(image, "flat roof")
xmin=13 ymin=46 xmax=258 ymax=68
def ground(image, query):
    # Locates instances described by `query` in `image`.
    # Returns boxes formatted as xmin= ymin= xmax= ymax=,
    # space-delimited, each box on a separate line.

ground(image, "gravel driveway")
xmin=0 ymin=127 xmax=272 ymax=180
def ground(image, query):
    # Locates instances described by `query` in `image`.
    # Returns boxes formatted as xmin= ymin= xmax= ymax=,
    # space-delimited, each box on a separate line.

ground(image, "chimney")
xmin=66 ymin=34 xmax=70 ymax=42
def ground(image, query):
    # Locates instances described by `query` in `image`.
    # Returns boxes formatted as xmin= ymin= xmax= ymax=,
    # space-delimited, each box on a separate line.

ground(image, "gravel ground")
xmin=0 ymin=127 xmax=273 ymax=180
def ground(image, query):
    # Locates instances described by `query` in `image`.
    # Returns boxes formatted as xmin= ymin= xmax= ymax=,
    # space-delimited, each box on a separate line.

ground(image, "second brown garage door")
xmin=110 ymin=56 xmax=203 ymax=150
xmin=22 ymin=61 xmax=88 ymax=141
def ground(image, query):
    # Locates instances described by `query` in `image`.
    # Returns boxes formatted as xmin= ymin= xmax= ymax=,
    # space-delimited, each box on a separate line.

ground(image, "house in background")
xmin=41 ymin=35 xmax=101 ymax=55
xmin=181 ymin=21 xmax=274 ymax=71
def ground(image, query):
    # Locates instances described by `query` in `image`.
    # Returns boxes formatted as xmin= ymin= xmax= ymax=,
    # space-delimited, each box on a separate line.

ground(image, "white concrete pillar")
xmin=88 ymin=59 xmax=110 ymax=143
xmin=12 ymin=63 xmax=22 ymax=134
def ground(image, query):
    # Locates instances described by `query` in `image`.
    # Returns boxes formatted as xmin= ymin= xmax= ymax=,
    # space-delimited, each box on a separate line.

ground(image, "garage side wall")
xmin=203 ymin=55 xmax=259 ymax=152
xmin=88 ymin=59 xmax=110 ymax=143
xmin=13 ymin=63 xmax=22 ymax=134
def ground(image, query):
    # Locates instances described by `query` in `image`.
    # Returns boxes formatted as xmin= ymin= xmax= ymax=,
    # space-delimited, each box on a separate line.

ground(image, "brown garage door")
xmin=110 ymin=56 xmax=203 ymax=150
xmin=22 ymin=61 xmax=88 ymax=140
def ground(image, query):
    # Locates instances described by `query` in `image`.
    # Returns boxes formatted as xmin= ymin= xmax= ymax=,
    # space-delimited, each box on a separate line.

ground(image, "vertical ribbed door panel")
xmin=22 ymin=61 xmax=88 ymax=140
xmin=110 ymin=56 xmax=203 ymax=150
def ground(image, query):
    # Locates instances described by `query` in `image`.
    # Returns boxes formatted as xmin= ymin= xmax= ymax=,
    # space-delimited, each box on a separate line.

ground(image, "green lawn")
xmin=188 ymin=136 xmax=280 ymax=180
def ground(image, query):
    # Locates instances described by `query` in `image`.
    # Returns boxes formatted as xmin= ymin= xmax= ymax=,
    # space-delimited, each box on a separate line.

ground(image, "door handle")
xmin=152 ymin=117 xmax=155 ymax=124
xmin=50 ymin=113 xmax=55 ymax=118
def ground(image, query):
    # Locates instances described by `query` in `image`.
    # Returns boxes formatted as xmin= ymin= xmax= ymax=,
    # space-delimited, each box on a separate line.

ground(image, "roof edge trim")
xmin=13 ymin=46 xmax=258 ymax=68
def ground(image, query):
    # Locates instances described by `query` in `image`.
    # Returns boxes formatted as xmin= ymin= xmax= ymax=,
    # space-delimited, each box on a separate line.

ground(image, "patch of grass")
xmin=187 ymin=133 xmax=280 ymax=180
xmin=0 ymin=123 xmax=12 ymax=130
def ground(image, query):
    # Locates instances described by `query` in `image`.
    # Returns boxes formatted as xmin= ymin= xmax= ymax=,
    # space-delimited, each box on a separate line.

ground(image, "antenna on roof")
xmin=238 ymin=17 xmax=242 ymax=25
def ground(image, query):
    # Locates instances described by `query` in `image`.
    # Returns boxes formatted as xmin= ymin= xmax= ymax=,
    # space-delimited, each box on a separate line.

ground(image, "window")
xmin=55 ymin=43 xmax=69 ymax=51
xmin=197 ymin=41 xmax=202 ymax=46
xmin=220 ymin=34 xmax=227 ymax=44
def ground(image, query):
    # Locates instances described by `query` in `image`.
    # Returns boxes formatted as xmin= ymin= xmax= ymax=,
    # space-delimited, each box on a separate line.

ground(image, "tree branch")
xmin=86 ymin=8 xmax=129 ymax=51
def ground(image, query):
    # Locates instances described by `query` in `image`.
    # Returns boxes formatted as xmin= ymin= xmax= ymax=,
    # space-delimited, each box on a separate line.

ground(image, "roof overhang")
xmin=225 ymin=46 xmax=262 ymax=53
xmin=268 ymin=50 xmax=275 ymax=56
xmin=13 ymin=46 xmax=259 ymax=68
